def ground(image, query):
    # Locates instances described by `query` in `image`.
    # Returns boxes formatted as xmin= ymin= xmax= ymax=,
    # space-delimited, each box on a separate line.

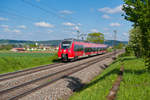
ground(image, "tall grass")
xmin=69 ymin=56 xmax=150 ymax=100
xmin=0 ymin=53 xmax=58 ymax=74
xmin=116 ymin=57 xmax=150 ymax=100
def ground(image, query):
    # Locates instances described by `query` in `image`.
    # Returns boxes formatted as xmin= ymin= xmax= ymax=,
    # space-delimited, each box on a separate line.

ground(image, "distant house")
xmin=11 ymin=48 xmax=25 ymax=52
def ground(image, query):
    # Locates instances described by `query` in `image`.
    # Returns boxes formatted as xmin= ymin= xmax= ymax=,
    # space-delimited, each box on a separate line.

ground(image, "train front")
xmin=58 ymin=40 xmax=73 ymax=61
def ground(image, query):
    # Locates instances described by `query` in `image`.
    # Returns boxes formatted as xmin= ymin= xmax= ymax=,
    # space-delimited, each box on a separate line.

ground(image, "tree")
xmin=0 ymin=44 xmax=13 ymax=50
xmin=129 ymin=26 xmax=142 ymax=57
xmin=86 ymin=32 xmax=104 ymax=43
xmin=115 ymin=43 xmax=125 ymax=49
xmin=122 ymin=0 xmax=150 ymax=68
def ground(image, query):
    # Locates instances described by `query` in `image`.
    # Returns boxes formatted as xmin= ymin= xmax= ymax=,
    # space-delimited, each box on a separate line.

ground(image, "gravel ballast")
xmin=0 ymin=52 xmax=113 ymax=92
xmin=19 ymin=52 xmax=123 ymax=100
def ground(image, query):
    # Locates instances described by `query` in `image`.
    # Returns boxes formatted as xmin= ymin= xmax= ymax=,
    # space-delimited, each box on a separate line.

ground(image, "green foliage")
xmin=123 ymin=0 xmax=150 ymax=68
xmin=107 ymin=48 xmax=113 ymax=52
xmin=28 ymin=44 xmax=37 ymax=48
xmin=0 ymin=53 xmax=57 ymax=74
xmin=124 ymin=45 xmax=134 ymax=56
xmin=114 ymin=43 xmax=125 ymax=49
xmin=0 ymin=45 xmax=13 ymax=50
xmin=129 ymin=27 xmax=142 ymax=57
xmin=86 ymin=32 xmax=104 ymax=43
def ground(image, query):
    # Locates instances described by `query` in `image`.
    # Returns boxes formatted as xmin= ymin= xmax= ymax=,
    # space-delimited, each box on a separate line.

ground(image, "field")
xmin=69 ymin=56 xmax=150 ymax=100
xmin=0 ymin=52 xmax=58 ymax=74
xmin=116 ymin=57 xmax=150 ymax=100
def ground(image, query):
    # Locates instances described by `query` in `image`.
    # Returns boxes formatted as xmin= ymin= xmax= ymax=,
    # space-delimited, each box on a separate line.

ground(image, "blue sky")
xmin=0 ymin=0 xmax=132 ymax=41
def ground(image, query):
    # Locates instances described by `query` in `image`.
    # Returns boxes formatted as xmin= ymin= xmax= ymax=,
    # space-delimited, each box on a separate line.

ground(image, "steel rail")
xmin=0 ymin=50 xmax=123 ymax=100
xmin=0 ymin=63 xmax=65 ymax=81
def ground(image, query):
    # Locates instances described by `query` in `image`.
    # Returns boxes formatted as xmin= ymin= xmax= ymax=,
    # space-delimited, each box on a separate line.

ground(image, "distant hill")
xmin=0 ymin=39 xmax=128 ymax=46
xmin=104 ymin=40 xmax=128 ymax=46
xmin=0 ymin=39 xmax=62 ymax=46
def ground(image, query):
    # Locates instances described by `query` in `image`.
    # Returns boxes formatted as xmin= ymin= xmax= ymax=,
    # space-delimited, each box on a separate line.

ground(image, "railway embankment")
xmin=69 ymin=56 xmax=150 ymax=100
xmin=16 ymin=51 xmax=123 ymax=100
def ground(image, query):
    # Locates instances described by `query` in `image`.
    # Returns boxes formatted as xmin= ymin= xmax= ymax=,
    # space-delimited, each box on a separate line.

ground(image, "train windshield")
xmin=61 ymin=41 xmax=72 ymax=49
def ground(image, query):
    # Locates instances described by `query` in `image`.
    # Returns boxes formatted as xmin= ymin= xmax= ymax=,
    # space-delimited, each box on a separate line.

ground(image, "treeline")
xmin=0 ymin=45 xmax=14 ymax=50
xmin=0 ymin=44 xmax=38 ymax=50
xmin=123 ymin=0 xmax=150 ymax=69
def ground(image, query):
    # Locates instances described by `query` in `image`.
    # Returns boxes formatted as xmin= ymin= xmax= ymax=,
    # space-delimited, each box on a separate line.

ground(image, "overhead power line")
xmin=38 ymin=2 xmax=80 ymax=24
xmin=0 ymin=6 xmax=57 ymax=26
xmin=21 ymin=0 xmax=79 ymax=24
xmin=0 ymin=10 xmax=35 ymax=23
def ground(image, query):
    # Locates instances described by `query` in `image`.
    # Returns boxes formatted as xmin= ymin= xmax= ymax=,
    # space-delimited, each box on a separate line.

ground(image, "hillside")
xmin=0 ymin=39 xmax=128 ymax=46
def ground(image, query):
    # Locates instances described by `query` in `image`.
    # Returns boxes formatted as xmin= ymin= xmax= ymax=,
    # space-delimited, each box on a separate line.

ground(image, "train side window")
xmin=85 ymin=47 xmax=87 ymax=52
xmin=75 ymin=45 xmax=83 ymax=51
xmin=77 ymin=45 xmax=79 ymax=51
xmin=79 ymin=45 xmax=81 ymax=51
xmin=74 ymin=45 xmax=76 ymax=51
xmin=85 ymin=47 xmax=90 ymax=52
xmin=74 ymin=45 xmax=78 ymax=51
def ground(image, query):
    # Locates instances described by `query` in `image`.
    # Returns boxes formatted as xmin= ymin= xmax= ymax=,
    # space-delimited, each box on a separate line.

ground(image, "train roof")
xmin=64 ymin=38 xmax=84 ymax=42
xmin=63 ymin=38 xmax=105 ymax=44
xmin=63 ymin=38 xmax=108 ymax=48
xmin=64 ymin=38 xmax=95 ymax=43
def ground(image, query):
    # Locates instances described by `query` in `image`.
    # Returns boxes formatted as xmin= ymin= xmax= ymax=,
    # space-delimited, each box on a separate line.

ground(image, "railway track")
xmin=0 ymin=63 xmax=65 ymax=82
xmin=0 ymin=50 xmax=123 ymax=100
xmin=0 ymin=53 xmax=112 ymax=92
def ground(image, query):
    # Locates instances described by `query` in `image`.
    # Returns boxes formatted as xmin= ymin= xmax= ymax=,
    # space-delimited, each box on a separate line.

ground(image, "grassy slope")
xmin=69 ymin=56 xmax=150 ymax=100
xmin=69 ymin=57 xmax=122 ymax=100
xmin=0 ymin=53 xmax=58 ymax=74
xmin=116 ymin=57 xmax=150 ymax=100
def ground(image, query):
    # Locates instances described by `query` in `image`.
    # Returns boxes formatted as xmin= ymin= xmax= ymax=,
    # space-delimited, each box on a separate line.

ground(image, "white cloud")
xmin=98 ymin=5 xmax=123 ymax=14
xmin=73 ymin=26 xmax=79 ymax=30
xmin=103 ymin=32 xmax=110 ymax=35
xmin=90 ymin=29 xmax=99 ymax=33
xmin=0 ymin=25 xmax=9 ymax=28
xmin=62 ymin=22 xmax=75 ymax=26
xmin=123 ymin=32 xmax=129 ymax=36
xmin=103 ymin=28 xmax=109 ymax=31
xmin=102 ymin=14 xmax=110 ymax=19
xmin=3 ymin=28 xmax=10 ymax=32
xmin=47 ymin=30 xmax=53 ymax=33
xmin=18 ymin=25 xmax=26 ymax=29
xmin=1 ymin=25 xmax=21 ymax=33
xmin=60 ymin=10 xmax=73 ymax=14
xmin=123 ymin=4 xmax=135 ymax=9
xmin=0 ymin=17 xmax=8 ymax=21
xmin=110 ymin=22 xmax=121 ymax=27
xmin=77 ymin=23 xmax=82 ymax=26
xmin=34 ymin=22 xmax=54 ymax=28
xmin=13 ymin=29 xmax=21 ymax=33
xmin=4 ymin=28 xmax=21 ymax=33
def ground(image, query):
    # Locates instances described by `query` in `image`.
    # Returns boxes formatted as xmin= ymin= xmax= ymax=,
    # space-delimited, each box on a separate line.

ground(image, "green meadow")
xmin=0 ymin=53 xmax=58 ymax=74
xmin=69 ymin=56 xmax=150 ymax=100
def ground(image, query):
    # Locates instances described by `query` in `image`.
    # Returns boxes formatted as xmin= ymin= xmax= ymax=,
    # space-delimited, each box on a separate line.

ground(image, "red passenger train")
xmin=58 ymin=38 xmax=108 ymax=61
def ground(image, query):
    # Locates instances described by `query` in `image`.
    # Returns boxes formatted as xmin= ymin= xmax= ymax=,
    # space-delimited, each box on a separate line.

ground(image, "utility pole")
xmin=113 ymin=30 xmax=117 ymax=56
xmin=77 ymin=30 xmax=80 ymax=40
